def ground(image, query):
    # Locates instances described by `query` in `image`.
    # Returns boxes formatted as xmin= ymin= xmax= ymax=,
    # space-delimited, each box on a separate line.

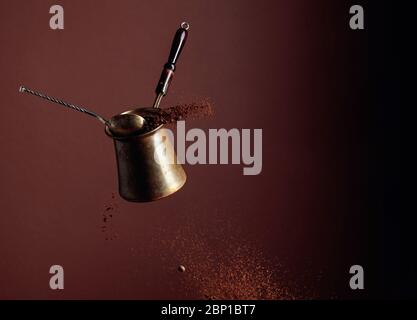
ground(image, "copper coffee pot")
xmin=19 ymin=22 xmax=190 ymax=202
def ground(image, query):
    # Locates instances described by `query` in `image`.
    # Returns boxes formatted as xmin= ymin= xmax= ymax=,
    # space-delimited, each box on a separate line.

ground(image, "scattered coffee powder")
xmin=142 ymin=100 xmax=214 ymax=133
xmin=157 ymin=216 xmax=308 ymax=300
xmin=101 ymin=193 xmax=119 ymax=241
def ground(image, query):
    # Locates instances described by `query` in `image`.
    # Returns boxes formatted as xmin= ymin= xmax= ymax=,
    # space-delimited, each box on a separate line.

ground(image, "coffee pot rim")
xmin=105 ymin=107 xmax=164 ymax=140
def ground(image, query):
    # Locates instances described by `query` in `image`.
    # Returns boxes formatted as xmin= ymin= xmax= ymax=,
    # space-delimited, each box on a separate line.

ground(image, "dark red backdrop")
xmin=0 ymin=0 xmax=376 ymax=299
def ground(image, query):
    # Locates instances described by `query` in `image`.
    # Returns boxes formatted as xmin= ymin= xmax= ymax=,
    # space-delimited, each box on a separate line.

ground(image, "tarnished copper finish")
xmin=105 ymin=107 xmax=186 ymax=202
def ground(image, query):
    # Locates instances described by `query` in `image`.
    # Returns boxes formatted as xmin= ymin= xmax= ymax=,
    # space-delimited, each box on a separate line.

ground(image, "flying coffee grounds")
xmin=142 ymin=100 xmax=214 ymax=132
xmin=101 ymin=193 xmax=119 ymax=241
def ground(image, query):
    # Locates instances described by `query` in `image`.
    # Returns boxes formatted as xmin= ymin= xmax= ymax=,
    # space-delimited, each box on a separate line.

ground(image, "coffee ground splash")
xmin=101 ymin=193 xmax=119 ymax=241
xmin=142 ymin=100 xmax=214 ymax=132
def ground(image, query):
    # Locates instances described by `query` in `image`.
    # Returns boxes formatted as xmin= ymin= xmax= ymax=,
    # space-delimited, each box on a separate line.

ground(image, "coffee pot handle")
xmin=155 ymin=22 xmax=189 ymax=97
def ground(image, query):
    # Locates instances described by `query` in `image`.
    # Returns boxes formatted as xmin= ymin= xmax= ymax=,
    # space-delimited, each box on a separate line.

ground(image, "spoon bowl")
xmin=107 ymin=113 xmax=146 ymax=137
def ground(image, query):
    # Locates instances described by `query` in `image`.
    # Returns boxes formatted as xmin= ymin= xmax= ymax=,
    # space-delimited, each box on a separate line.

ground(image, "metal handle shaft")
xmin=19 ymin=85 xmax=108 ymax=125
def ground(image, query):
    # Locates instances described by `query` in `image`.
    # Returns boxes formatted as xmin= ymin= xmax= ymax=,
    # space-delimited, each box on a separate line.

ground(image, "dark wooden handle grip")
xmin=155 ymin=22 xmax=189 ymax=96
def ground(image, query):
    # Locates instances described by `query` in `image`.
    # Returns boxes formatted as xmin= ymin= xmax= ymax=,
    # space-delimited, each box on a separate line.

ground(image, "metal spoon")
xmin=19 ymin=86 xmax=145 ymax=137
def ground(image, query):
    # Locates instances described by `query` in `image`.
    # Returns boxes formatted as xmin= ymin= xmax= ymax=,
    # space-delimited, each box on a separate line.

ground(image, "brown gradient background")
xmin=0 ymin=0 xmax=398 ymax=299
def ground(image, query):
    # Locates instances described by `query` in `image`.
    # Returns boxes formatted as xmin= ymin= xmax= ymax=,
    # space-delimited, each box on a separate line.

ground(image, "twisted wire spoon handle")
xmin=19 ymin=85 xmax=108 ymax=125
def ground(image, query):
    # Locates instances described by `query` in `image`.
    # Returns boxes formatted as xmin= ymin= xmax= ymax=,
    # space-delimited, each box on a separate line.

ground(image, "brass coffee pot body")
xmin=105 ymin=108 xmax=186 ymax=202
